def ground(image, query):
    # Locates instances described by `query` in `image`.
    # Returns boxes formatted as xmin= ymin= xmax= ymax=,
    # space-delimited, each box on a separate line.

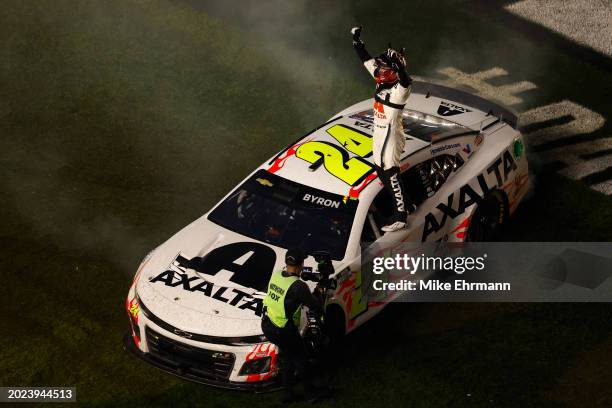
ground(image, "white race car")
xmin=124 ymin=81 xmax=530 ymax=389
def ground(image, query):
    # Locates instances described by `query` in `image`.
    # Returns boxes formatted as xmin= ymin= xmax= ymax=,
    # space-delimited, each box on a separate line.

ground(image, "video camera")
xmin=300 ymin=252 xmax=336 ymax=358
xmin=300 ymin=251 xmax=336 ymax=290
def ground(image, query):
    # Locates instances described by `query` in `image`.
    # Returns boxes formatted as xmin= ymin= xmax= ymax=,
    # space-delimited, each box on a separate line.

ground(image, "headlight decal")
xmin=126 ymin=295 xmax=141 ymax=347
xmin=241 ymin=343 xmax=278 ymax=382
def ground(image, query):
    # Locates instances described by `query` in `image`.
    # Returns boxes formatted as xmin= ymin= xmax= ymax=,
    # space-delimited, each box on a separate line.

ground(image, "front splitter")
xmin=122 ymin=332 xmax=281 ymax=393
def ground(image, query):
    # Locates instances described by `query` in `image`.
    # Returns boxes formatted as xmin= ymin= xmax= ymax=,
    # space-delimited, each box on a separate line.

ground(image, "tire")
xmin=323 ymin=305 xmax=346 ymax=346
xmin=466 ymin=190 xmax=507 ymax=242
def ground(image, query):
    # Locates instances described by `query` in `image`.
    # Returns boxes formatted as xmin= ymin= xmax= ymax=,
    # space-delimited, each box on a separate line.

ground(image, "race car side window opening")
xmin=361 ymin=154 xmax=459 ymax=242
xmin=208 ymin=170 xmax=358 ymax=261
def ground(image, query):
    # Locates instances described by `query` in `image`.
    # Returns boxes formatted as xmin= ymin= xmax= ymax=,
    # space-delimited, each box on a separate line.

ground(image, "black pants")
xmin=375 ymin=165 xmax=412 ymax=222
xmin=261 ymin=315 xmax=314 ymax=396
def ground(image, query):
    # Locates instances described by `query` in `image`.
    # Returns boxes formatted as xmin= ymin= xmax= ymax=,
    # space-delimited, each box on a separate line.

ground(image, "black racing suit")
xmin=261 ymin=271 xmax=323 ymax=396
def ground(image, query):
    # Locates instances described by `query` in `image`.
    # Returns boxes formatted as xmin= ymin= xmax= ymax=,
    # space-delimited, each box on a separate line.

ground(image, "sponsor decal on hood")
xmin=148 ymin=242 xmax=279 ymax=317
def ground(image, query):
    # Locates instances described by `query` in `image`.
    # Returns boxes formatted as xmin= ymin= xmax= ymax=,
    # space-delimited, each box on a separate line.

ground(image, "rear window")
xmin=350 ymin=109 xmax=470 ymax=143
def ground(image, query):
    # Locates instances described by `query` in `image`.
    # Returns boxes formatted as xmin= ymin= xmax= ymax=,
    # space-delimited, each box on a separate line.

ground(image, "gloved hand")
xmin=389 ymin=52 xmax=406 ymax=72
xmin=390 ymin=58 xmax=402 ymax=72
xmin=351 ymin=26 xmax=362 ymax=42
xmin=386 ymin=48 xmax=399 ymax=61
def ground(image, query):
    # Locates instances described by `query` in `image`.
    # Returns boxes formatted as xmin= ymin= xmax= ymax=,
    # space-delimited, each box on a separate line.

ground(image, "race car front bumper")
xmin=123 ymin=331 xmax=280 ymax=392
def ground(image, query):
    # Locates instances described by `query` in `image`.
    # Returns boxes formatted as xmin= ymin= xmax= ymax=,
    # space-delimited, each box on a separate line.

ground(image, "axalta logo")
xmin=437 ymin=101 xmax=472 ymax=116
xmin=303 ymin=193 xmax=341 ymax=208
xmin=389 ymin=173 xmax=405 ymax=212
xmin=422 ymin=149 xmax=518 ymax=241
xmin=147 ymin=242 xmax=277 ymax=317
xmin=150 ymin=269 xmax=264 ymax=316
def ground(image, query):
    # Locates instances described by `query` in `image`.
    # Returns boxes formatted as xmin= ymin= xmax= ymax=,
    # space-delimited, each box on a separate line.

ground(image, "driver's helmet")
xmin=374 ymin=48 xmax=406 ymax=84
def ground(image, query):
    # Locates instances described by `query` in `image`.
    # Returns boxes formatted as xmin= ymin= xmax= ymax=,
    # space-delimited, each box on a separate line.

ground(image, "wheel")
xmin=466 ymin=190 xmax=507 ymax=241
xmin=323 ymin=306 xmax=346 ymax=346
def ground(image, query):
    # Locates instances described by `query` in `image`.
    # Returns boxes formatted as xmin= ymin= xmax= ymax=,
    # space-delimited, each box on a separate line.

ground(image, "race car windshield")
xmin=208 ymin=170 xmax=358 ymax=261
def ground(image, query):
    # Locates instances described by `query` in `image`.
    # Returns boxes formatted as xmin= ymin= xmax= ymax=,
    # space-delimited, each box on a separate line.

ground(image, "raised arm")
xmin=388 ymin=49 xmax=413 ymax=88
xmin=351 ymin=26 xmax=376 ymax=78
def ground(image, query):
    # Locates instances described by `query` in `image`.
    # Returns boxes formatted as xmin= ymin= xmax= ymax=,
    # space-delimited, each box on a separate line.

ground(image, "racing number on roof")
xmin=326 ymin=124 xmax=372 ymax=158
xmin=296 ymin=141 xmax=374 ymax=186
xmin=295 ymin=125 xmax=375 ymax=186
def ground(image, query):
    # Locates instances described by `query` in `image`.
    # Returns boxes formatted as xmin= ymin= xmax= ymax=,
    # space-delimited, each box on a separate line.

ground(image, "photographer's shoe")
xmin=306 ymin=386 xmax=334 ymax=404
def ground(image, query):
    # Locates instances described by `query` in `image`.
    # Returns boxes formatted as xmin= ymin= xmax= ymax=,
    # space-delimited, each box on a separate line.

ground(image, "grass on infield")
xmin=1 ymin=1 xmax=611 ymax=407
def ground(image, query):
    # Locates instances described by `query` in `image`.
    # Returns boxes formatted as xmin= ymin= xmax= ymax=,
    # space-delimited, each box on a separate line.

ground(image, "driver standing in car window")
xmin=261 ymin=248 xmax=330 ymax=403
xmin=351 ymin=26 xmax=416 ymax=232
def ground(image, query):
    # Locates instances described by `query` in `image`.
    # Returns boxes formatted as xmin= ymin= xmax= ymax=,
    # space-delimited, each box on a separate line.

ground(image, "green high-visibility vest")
xmin=263 ymin=270 xmax=301 ymax=328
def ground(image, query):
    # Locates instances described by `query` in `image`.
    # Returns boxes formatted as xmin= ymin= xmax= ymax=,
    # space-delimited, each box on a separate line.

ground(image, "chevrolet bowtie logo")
xmin=173 ymin=328 xmax=193 ymax=339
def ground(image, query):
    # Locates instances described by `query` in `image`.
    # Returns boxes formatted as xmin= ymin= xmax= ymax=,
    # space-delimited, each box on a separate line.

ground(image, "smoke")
xmin=3 ymin=0 xmax=605 ymax=275
xmin=0 ymin=0 xmax=312 ymax=272
xmin=2 ymin=123 xmax=150 ymax=270
xmin=185 ymin=0 xmax=362 ymax=125
xmin=0 ymin=0 xmax=369 ymax=272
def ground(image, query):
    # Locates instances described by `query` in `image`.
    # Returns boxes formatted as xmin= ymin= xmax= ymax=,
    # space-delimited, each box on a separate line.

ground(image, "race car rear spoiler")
xmin=411 ymin=81 xmax=519 ymax=129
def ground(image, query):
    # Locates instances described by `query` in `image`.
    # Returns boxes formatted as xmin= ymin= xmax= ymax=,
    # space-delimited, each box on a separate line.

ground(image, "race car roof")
xmin=261 ymin=81 xmax=515 ymax=197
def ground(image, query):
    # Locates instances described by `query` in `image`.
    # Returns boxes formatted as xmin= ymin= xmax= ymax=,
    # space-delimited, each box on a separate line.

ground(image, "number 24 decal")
xmin=295 ymin=124 xmax=374 ymax=186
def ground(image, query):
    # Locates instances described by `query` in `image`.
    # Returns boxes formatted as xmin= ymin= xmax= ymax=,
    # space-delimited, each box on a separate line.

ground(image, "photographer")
xmin=262 ymin=248 xmax=329 ymax=403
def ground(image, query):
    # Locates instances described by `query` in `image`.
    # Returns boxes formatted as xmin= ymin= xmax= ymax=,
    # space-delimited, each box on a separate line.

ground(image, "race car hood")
xmin=135 ymin=216 xmax=317 ymax=337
